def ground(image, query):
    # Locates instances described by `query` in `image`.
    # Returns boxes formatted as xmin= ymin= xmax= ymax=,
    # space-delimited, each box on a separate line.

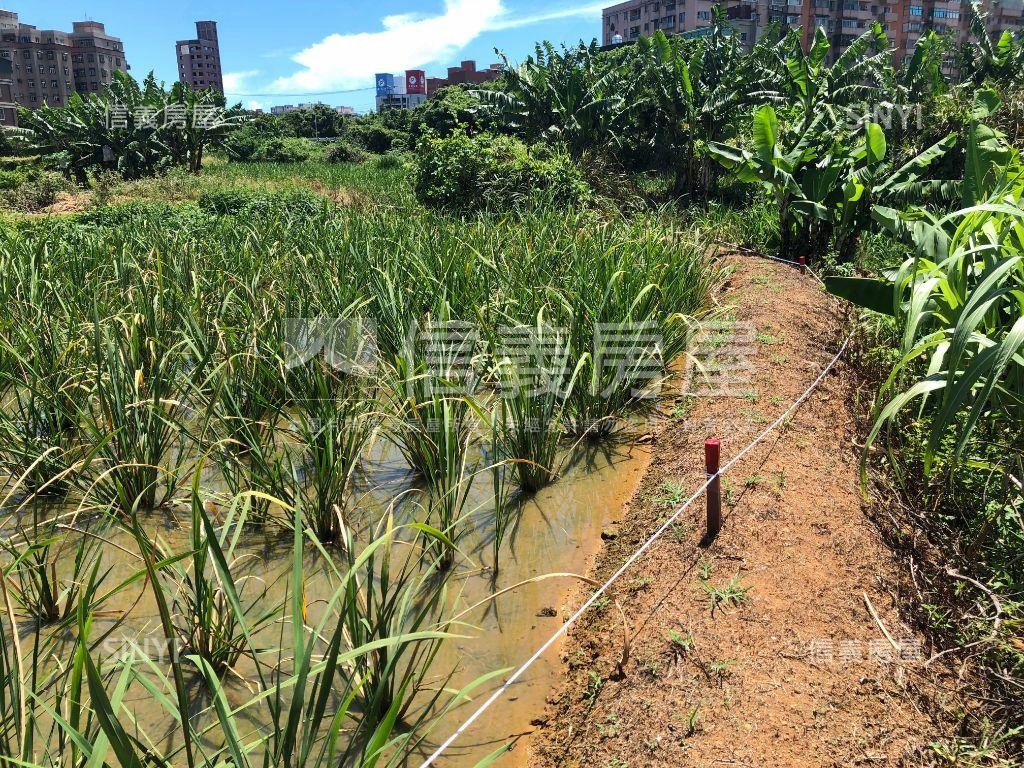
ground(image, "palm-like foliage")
xmin=893 ymin=31 xmax=951 ymax=104
xmin=960 ymin=0 xmax=1024 ymax=87
xmin=778 ymin=24 xmax=890 ymax=133
xmin=829 ymin=91 xmax=1024 ymax=467
xmin=473 ymin=42 xmax=626 ymax=157
xmin=20 ymin=72 xmax=173 ymax=183
xmin=634 ymin=16 xmax=782 ymax=198
xmin=18 ymin=71 xmax=239 ymax=181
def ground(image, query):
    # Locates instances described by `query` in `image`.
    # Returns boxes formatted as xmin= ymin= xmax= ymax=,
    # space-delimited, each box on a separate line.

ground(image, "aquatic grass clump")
xmin=330 ymin=509 xmax=465 ymax=754
xmin=494 ymin=312 xmax=583 ymax=493
xmin=0 ymin=511 xmax=109 ymax=626
xmin=80 ymin=293 xmax=190 ymax=514
xmin=289 ymin=359 xmax=380 ymax=543
xmin=0 ymin=319 xmax=89 ymax=496
xmin=555 ymin=221 xmax=713 ymax=437
xmin=157 ymin=489 xmax=279 ymax=677
xmin=69 ymin=496 xmax=486 ymax=768
xmin=0 ymin=177 xmax=719 ymax=766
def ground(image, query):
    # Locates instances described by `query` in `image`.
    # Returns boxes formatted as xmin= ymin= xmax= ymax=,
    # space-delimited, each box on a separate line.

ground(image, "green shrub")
xmin=197 ymin=187 xmax=325 ymax=217
xmin=325 ymin=141 xmax=367 ymax=164
xmin=73 ymin=201 xmax=208 ymax=229
xmin=2 ymin=171 xmax=74 ymax=212
xmin=251 ymin=137 xmax=314 ymax=163
xmin=413 ymin=132 xmax=592 ymax=212
xmin=0 ymin=169 xmax=27 ymax=190
xmin=345 ymin=122 xmax=400 ymax=154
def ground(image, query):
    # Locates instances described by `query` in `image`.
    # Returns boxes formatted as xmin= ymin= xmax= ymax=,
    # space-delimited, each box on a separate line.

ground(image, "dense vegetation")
xmin=0 ymin=1 xmax=1022 ymax=763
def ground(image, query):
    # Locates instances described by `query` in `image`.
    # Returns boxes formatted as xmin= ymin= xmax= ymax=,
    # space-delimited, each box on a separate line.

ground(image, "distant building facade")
xmin=176 ymin=20 xmax=224 ymax=92
xmin=0 ymin=57 xmax=14 ymax=125
xmin=601 ymin=0 xmax=1024 ymax=63
xmin=0 ymin=9 xmax=129 ymax=123
xmin=375 ymin=69 xmax=428 ymax=111
xmin=426 ymin=60 xmax=501 ymax=96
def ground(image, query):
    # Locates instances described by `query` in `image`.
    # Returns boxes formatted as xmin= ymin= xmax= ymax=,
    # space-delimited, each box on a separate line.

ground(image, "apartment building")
xmin=0 ymin=10 xmax=129 ymax=122
xmin=426 ymin=60 xmax=502 ymax=96
xmin=603 ymin=1 xmax=724 ymax=44
xmin=0 ymin=57 xmax=14 ymax=125
xmin=602 ymin=0 xmax=1024 ymax=63
xmin=176 ymin=20 xmax=224 ymax=93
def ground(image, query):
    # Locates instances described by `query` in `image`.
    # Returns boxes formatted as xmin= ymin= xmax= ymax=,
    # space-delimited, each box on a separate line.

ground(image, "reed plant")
xmin=494 ymin=311 xmax=584 ymax=493
xmin=0 ymin=511 xmax=108 ymax=626
xmin=80 ymin=292 xmax=189 ymax=513
xmin=157 ymin=486 xmax=280 ymax=677
xmin=289 ymin=359 xmax=379 ymax=543
xmin=0 ymin=318 xmax=89 ymax=496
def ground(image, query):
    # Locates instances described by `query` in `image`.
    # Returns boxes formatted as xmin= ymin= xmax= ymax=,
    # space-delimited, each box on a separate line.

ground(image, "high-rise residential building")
xmin=601 ymin=0 xmax=1023 ymax=64
xmin=0 ymin=57 xmax=14 ymax=126
xmin=176 ymin=20 xmax=224 ymax=93
xmin=0 ymin=9 xmax=129 ymax=123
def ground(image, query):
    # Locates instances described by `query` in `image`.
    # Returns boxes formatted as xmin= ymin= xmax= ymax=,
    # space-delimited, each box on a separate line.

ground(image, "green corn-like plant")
xmin=828 ymin=90 xmax=1024 ymax=473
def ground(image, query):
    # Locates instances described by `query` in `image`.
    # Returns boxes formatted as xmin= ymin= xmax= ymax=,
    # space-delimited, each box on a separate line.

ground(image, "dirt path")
xmin=523 ymin=255 xmax=944 ymax=768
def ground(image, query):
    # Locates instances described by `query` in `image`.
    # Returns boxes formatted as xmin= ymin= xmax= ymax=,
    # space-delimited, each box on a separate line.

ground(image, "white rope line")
xmin=419 ymin=322 xmax=856 ymax=768
xmin=711 ymin=241 xmax=828 ymax=287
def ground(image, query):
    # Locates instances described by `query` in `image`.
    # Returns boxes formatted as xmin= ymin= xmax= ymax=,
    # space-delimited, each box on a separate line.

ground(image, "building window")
xmin=910 ymin=5 xmax=923 ymax=16
xmin=630 ymin=25 xmax=641 ymax=36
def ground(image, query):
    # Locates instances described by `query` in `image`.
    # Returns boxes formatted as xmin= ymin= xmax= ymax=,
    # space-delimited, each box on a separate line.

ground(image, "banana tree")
xmin=19 ymin=72 xmax=172 ymax=183
xmin=635 ymin=17 xmax=783 ymax=200
xmin=709 ymin=104 xmax=827 ymax=259
xmin=19 ymin=70 xmax=239 ymax=180
xmin=960 ymin=0 xmax=1024 ymax=87
xmin=162 ymin=84 xmax=242 ymax=174
xmin=779 ymin=24 xmax=890 ymax=134
xmin=473 ymin=42 xmax=626 ymax=157
xmin=821 ymin=123 xmax=957 ymax=262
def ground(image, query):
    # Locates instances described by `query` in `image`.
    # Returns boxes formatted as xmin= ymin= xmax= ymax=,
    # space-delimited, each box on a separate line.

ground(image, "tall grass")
xmin=0 ymin=183 xmax=715 ymax=765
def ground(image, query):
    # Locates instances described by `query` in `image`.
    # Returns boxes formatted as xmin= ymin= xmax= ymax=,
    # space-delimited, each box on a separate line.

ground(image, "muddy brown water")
xmin=4 ymin=434 xmax=650 ymax=767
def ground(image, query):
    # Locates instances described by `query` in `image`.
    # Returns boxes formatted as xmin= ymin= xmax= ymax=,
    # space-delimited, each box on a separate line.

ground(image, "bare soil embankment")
xmin=524 ymin=255 xmax=948 ymax=768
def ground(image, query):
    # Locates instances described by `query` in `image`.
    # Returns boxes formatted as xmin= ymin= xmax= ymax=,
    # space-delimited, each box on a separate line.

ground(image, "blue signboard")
xmin=375 ymin=73 xmax=395 ymax=96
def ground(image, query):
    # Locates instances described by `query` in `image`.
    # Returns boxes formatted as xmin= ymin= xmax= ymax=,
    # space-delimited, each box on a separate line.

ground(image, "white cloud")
xmin=222 ymin=69 xmax=260 ymax=94
xmin=261 ymin=0 xmax=603 ymax=96
xmin=490 ymin=2 xmax=605 ymax=30
xmin=268 ymin=0 xmax=505 ymax=94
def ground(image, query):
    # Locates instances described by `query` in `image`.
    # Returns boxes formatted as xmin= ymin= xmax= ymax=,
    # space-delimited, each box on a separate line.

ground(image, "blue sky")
xmin=11 ymin=1 xmax=604 ymax=112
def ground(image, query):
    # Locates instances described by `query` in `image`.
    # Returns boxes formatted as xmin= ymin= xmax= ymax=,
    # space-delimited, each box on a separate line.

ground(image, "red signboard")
xmin=406 ymin=70 xmax=426 ymax=95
